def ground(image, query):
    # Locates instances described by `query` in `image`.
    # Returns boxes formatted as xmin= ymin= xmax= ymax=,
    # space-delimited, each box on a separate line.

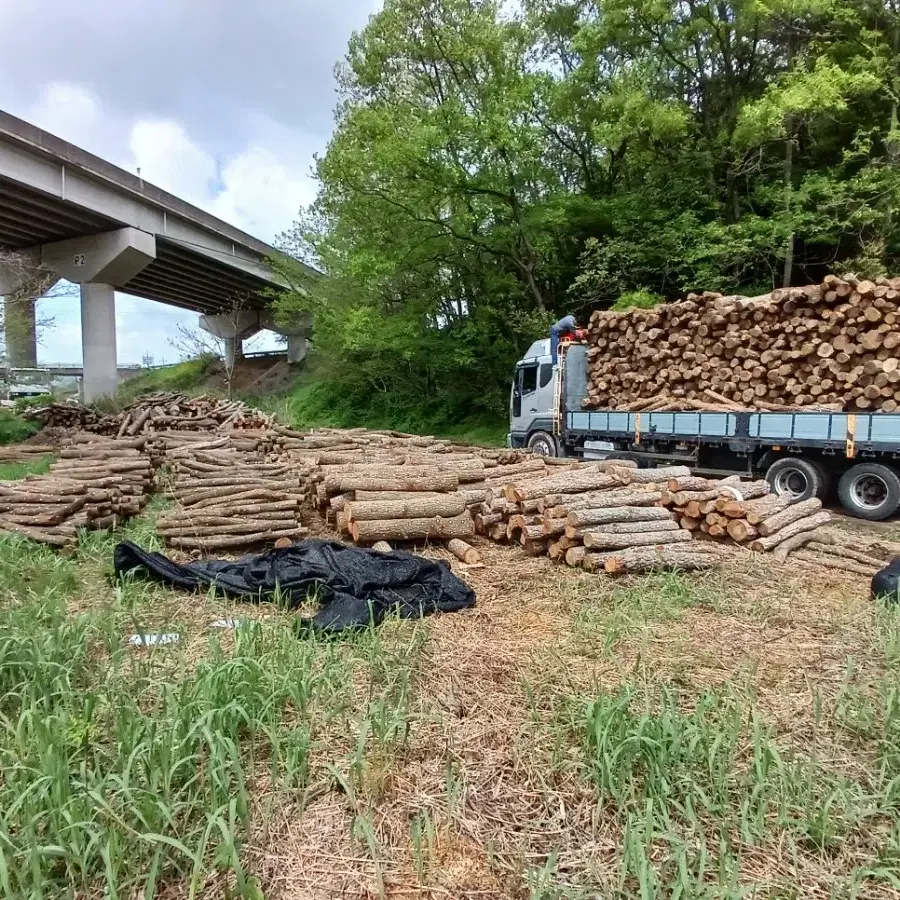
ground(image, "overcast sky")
xmin=0 ymin=0 xmax=379 ymax=364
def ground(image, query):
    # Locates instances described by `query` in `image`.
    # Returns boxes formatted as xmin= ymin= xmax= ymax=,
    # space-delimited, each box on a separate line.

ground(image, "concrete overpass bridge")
xmin=0 ymin=110 xmax=315 ymax=399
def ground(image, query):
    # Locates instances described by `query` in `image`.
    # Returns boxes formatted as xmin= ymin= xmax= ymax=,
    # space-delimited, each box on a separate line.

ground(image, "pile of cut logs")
xmin=477 ymin=462 xmax=860 ymax=574
xmin=156 ymin=437 xmax=307 ymax=552
xmin=296 ymin=426 xmax=560 ymax=563
xmin=26 ymin=393 xmax=275 ymax=437
xmin=583 ymin=275 xmax=900 ymax=412
xmin=0 ymin=435 xmax=152 ymax=547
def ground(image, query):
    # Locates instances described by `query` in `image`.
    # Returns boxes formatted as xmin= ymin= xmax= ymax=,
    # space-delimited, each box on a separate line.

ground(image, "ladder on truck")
xmin=552 ymin=341 xmax=570 ymax=437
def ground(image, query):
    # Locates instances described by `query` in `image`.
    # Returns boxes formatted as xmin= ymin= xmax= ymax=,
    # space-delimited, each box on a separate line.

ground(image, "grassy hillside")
xmin=117 ymin=354 xmax=509 ymax=447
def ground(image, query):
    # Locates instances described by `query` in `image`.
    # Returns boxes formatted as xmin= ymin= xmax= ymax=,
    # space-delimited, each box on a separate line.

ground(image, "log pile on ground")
xmin=294 ymin=426 xmax=541 ymax=556
xmin=0 ymin=444 xmax=56 ymax=463
xmin=26 ymin=392 xmax=275 ymax=437
xmin=156 ymin=438 xmax=307 ymax=552
xmin=486 ymin=462 xmax=730 ymax=573
xmin=584 ymin=276 xmax=900 ymax=412
xmin=0 ymin=435 xmax=152 ymax=546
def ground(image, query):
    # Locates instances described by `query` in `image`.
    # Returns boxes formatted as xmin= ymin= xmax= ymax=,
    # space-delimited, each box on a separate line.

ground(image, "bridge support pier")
xmin=80 ymin=284 xmax=118 ymax=402
xmin=3 ymin=296 xmax=37 ymax=367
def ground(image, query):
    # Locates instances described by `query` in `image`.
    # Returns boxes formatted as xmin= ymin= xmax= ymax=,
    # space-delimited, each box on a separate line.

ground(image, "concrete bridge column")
xmin=3 ymin=296 xmax=37 ymax=367
xmin=80 ymin=284 xmax=117 ymax=401
xmin=41 ymin=228 xmax=156 ymax=401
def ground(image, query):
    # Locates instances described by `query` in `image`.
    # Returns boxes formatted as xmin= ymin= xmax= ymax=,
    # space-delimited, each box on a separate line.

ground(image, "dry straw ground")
xmin=0 ymin=500 xmax=899 ymax=899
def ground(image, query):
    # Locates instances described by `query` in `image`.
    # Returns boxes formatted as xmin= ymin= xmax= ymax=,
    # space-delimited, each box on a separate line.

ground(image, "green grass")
xmin=0 ymin=518 xmax=431 ymax=899
xmin=95 ymin=357 xmax=220 ymax=413
xmin=0 ymin=410 xmax=38 ymax=447
xmin=0 ymin=456 xmax=54 ymax=481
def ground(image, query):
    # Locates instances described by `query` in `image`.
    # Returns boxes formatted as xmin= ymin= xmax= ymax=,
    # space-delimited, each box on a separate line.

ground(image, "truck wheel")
xmin=838 ymin=463 xmax=900 ymax=521
xmin=527 ymin=431 xmax=558 ymax=457
xmin=766 ymin=458 xmax=826 ymax=503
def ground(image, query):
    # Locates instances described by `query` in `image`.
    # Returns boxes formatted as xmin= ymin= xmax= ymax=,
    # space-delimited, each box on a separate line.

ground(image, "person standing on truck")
xmin=550 ymin=314 xmax=578 ymax=366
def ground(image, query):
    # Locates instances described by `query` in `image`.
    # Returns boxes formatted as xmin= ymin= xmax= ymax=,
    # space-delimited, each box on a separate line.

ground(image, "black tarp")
xmin=872 ymin=558 xmax=900 ymax=603
xmin=113 ymin=538 xmax=476 ymax=634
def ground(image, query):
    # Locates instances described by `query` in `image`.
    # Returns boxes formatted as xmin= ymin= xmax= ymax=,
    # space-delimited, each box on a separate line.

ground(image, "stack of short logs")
xmin=155 ymin=437 xmax=307 ymax=552
xmin=583 ymin=275 xmax=900 ymax=412
xmin=26 ymin=392 xmax=276 ymax=437
xmin=0 ymin=435 xmax=152 ymax=547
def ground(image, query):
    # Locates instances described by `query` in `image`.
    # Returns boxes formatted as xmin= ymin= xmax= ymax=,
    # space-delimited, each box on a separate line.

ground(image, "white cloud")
xmin=28 ymin=83 xmax=102 ymax=153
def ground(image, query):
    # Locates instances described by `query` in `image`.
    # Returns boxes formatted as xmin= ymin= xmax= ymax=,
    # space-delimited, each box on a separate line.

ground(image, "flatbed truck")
xmin=508 ymin=339 xmax=900 ymax=521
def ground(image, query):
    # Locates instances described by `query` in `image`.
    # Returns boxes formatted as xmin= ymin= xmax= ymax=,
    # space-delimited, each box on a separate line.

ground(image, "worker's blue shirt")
xmin=551 ymin=315 xmax=577 ymax=332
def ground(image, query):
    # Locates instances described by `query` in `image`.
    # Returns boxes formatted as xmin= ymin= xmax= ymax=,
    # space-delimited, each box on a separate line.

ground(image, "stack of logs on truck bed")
xmin=584 ymin=275 xmax=900 ymax=412
xmin=157 ymin=437 xmax=307 ymax=552
xmin=26 ymin=392 xmax=275 ymax=437
xmin=0 ymin=435 xmax=152 ymax=547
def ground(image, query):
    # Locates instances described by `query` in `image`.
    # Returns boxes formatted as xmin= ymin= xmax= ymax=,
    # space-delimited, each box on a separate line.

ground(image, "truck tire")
xmin=527 ymin=431 xmax=558 ymax=457
xmin=838 ymin=463 xmax=900 ymax=521
xmin=766 ymin=457 xmax=827 ymax=503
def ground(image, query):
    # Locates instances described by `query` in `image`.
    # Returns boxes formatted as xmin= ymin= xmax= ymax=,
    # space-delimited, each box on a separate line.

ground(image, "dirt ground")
xmin=226 ymin=519 xmax=900 ymax=899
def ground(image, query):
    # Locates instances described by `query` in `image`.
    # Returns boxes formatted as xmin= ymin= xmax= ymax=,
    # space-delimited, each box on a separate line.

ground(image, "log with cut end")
xmin=602 ymin=546 xmax=724 ymax=575
xmin=582 ymin=529 xmax=693 ymax=551
xmin=566 ymin=505 xmax=674 ymax=528
xmin=750 ymin=511 xmax=832 ymax=551
xmin=757 ymin=498 xmax=823 ymax=536
xmin=346 ymin=495 xmax=466 ymax=522
xmin=447 ymin=538 xmax=481 ymax=564
xmin=612 ymin=465 xmax=691 ymax=485
xmin=745 ymin=493 xmax=793 ymax=525
xmin=565 ymin=546 xmax=587 ymax=567
xmin=725 ymin=519 xmax=758 ymax=542
xmin=504 ymin=471 xmax=620 ymax=503
xmin=338 ymin=473 xmax=459 ymax=494
xmin=350 ymin=512 xmax=474 ymax=543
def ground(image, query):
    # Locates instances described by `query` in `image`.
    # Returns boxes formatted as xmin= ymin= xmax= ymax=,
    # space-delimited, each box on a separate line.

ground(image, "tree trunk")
xmin=582 ymin=529 xmax=693 ymax=551
xmin=750 ymin=511 xmax=831 ymax=551
xmin=447 ymin=538 xmax=481 ymax=564
xmin=602 ymin=546 xmax=724 ymax=575
xmin=567 ymin=506 xmax=674 ymax=528
xmin=346 ymin=495 xmax=466 ymax=522
xmin=758 ymin=498 xmax=823 ymax=536
xmin=350 ymin=513 xmax=474 ymax=543
xmin=338 ymin=473 xmax=459 ymax=494
xmin=505 ymin=471 xmax=619 ymax=503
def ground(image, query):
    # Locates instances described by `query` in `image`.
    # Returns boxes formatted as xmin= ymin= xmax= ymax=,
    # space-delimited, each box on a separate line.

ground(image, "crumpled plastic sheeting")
xmin=114 ymin=538 xmax=476 ymax=634
xmin=872 ymin=557 xmax=900 ymax=603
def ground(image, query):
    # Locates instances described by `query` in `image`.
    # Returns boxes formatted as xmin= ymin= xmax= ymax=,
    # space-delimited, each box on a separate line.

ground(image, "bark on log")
xmin=567 ymin=506 xmax=674 ymax=528
xmin=0 ymin=519 xmax=74 ymax=546
xmin=350 ymin=513 xmax=474 ymax=543
xmin=613 ymin=465 xmax=692 ymax=485
xmin=158 ymin=520 xmax=297 ymax=537
xmin=745 ymin=494 xmax=793 ymax=525
xmin=750 ymin=511 xmax=832 ymax=551
xmin=505 ymin=471 xmax=620 ymax=503
xmin=602 ymin=546 xmax=724 ymax=575
xmin=338 ymin=473 xmax=459 ymax=494
xmin=168 ymin=527 xmax=308 ymax=551
xmin=582 ymin=529 xmax=694 ymax=551
xmin=772 ymin=530 xmax=817 ymax=561
xmin=758 ymin=498 xmax=823 ymax=536
xmin=806 ymin=540 xmax=886 ymax=568
xmin=543 ymin=489 xmax=662 ymax=509
xmin=447 ymin=538 xmax=481 ymax=564
xmin=565 ymin=546 xmax=587 ymax=567
xmin=791 ymin=550 xmax=879 ymax=577
xmin=346 ymin=495 xmax=466 ymax=522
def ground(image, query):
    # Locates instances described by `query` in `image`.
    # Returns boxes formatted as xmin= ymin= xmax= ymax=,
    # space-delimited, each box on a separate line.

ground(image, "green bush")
xmin=610 ymin=290 xmax=664 ymax=312
xmin=0 ymin=410 xmax=37 ymax=446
